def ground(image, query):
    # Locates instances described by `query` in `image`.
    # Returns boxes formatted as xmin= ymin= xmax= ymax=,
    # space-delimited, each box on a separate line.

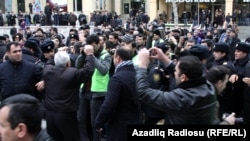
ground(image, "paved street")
xmin=237 ymin=26 xmax=250 ymax=41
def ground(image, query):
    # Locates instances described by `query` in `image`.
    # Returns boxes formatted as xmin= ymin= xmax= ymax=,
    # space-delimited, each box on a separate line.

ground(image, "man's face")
xmin=52 ymin=39 xmax=60 ymax=48
xmin=153 ymin=34 xmax=160 ymax=40
xmin=135 ymin=36 xmax=144 ymax=46
xmin=70 ymin=38 xmax=77 ymax=45
xmin=234 ymin=50 xmax=247 ymax=60
xmin=92 ymin=42 xmax=100 ymax=53
xmin=184 ymin=42 xmax=194 ymax=50
xmin=7 ymin=45 xmax=22 ymax=62
xmin=108 ymin=35 xmax=116 ymax=44
xmin=78 ymin=30 xmax=86 ymax=42
xmin=217 ymin=75 xmax=229 ymax=95
xmin=113 ymin=51 xmax=119 ymax=67
xmin=99 ymin=36 xmax=105 ymax=47
xmin=174 ymin=62 xmax=182 ymax=86
xmin=0 ymin=106 xmax=19 ymax=141
xmin=229 ymin=32 xmax=236 ymax=38
xmin=43 ymin=50 xmax=54 ymax=59
xmin=213 ymin=51 xmax=226 ymax=60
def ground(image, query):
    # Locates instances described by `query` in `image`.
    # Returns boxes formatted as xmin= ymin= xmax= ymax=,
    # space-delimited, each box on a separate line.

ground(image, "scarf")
xmin=115 ymin=60 xmax=133 ymax=73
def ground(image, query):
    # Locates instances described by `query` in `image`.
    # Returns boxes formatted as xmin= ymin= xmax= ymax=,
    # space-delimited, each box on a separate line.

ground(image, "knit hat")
xmin=24 ymin=40 xmax=38 ymax=51
xmin=121 ymin=34 xmax=133 ymax=43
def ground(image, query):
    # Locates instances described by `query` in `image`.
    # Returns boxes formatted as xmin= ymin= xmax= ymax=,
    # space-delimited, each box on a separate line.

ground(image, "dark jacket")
xmin=44 ymin=6 xmax=52 ymax=15
xmin=0 ymin=60 xmax=42 ymax=100
xmin=0 ymin=43 xmax=6 ymax=63
xmin=243 ymin=61 xmax=250 ymax=124
xmin=22 ymin=48 xmax=39 ymax=64
xmin=78 ymin=14 xmax=87 ymax=25
xmin=43 ymin=55 xmax=95 ymax=112
xmin=0 ymin=14 xmax=4 ymax=26
xmin=223 ymin=56 xmax=249 ymax=117
xmin=94 ymin=63 xmax=143 ymax=141
xmin=136 ymin=68 xmax=217 ymax=125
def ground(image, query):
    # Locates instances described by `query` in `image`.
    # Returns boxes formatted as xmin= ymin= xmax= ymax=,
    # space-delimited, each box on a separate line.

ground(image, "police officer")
xmin=210 ymin=42 xmax=232 ymax=69
xmin=40 ymin=40 xmax=55 ymax=65
xmin=229 ymin=42 xmax=250 ymax=116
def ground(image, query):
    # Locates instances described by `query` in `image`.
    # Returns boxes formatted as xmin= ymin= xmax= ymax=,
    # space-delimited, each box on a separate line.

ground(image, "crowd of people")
xmin=0 ymin=6 xmax=250 ymax=141
xmin=0 ymin=2 xmax=126 ymax=28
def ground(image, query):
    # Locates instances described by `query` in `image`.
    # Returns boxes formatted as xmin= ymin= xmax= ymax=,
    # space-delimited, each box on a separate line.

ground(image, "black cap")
xmin=70 ymin=34 xmax=79 ymax=41
xmin=24 ymin=40 xmax=38 ymax=51
xmin=235 ymin=42 xmax=250 ymax=53
xmin=213 ymin=43 xmax=229 ymax=53
xmin=28 ymin=37 xmax=40 ymax=46
xmin=53 ymin=35 xmax=62 ymax=45
xmin=0 ymin=36 xmax=6 ymax=41
xmin=156 ymin=42 xmax=169 ymax=53
xmin=153 ymin=30 xmax=161 ymax=36
xmin=189 ymin=44 xmax=209 ymax=60
xmin=40 ymin=41 xmax=55 ymax=53
xmin=3 ymin=34 xmax=9 ymax=39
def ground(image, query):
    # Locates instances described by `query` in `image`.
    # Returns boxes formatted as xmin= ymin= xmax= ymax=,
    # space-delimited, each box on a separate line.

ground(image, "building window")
xmin=73 ymin=0 xmax=82 ymax=11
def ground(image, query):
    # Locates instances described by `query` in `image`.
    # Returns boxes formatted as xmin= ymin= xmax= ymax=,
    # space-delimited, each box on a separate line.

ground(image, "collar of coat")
xmin=177 ymin=77 xmax=206 ymax=89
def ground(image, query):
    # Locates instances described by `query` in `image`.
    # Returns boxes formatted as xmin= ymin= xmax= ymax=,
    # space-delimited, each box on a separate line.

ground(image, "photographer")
xmin=141 ymin=42 xmax=175 ymax=125
xmin=136 ymin=48 xmax=217 ymax=125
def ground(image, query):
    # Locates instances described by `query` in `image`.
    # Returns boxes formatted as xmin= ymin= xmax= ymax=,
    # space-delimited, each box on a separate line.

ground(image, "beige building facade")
xmin=2 ymin=0 xmax=249 ymax=22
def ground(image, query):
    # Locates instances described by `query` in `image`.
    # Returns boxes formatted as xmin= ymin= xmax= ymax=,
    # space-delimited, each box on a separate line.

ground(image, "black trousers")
xmin=46 ymin=110 xmax=80 ymax=141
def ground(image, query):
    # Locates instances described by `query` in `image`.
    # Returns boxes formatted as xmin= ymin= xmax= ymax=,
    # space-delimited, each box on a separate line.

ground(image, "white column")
xmin=114 ymin=0 xmax=122 ymax=15
xmin=67 ymin=0 xmax=74 ymax=13
xmin=225 ymin=0 xmax=233 ymax=15
xmin=104 ymin=0 xmax=112 ymax=12
xmin=82 ymin=0 xmax=96 ymax=20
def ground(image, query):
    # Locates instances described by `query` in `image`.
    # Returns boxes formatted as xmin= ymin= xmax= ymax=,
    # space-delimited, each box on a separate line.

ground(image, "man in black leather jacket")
xmin=136 ymin=47 xmax=217 ymax=125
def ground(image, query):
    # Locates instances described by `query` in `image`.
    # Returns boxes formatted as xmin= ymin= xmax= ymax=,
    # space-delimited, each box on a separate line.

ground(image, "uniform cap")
xmin=70 ymin=34 xmax=79 ymax=41
xmin=189 ymin=44 xmax=209 ymax=60
xmin=235 ymin=42 xmax=250 ymax=53
xmin=40 ymin=40 xmax=55 ymax=53
xmin=213 ymin=42 xmax=229 ymax=53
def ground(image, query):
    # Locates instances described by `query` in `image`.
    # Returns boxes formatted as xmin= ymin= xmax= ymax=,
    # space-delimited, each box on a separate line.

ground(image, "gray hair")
xmin=54 ymin=51 xmax=70 ymax=67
